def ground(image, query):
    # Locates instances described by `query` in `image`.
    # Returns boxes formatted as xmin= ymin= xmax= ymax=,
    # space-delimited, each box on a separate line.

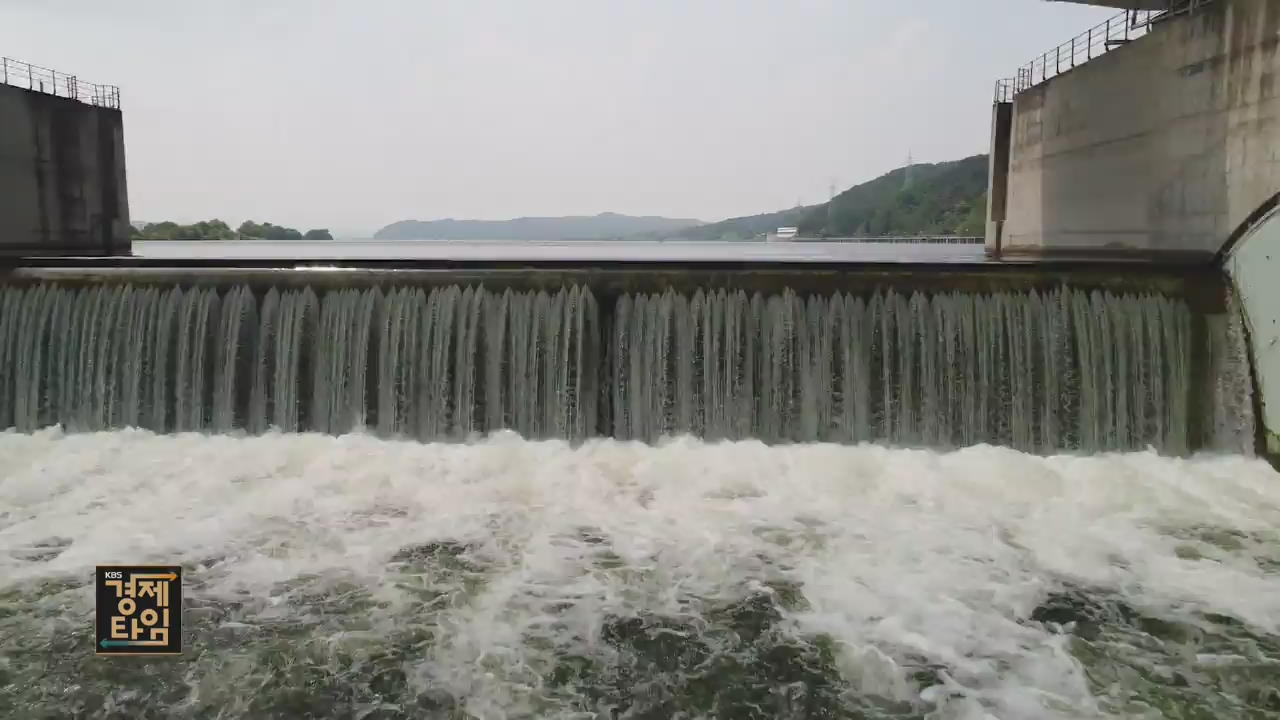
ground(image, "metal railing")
xmin=798 ymin=236 xmax=984 ymax=245
xmin=0 ymin=56 xmax=120 ymax=109
xmin=994 ymin=1 xmax=1212 ymax=103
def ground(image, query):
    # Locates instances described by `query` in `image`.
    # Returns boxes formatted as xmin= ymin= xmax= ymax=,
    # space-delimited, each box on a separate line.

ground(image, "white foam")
xmin=2 ymin=429 xmax=1279 ymax=718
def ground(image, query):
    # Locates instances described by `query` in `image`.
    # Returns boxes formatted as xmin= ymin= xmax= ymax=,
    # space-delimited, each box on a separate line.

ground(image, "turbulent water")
xmin=2 ymin=430 xmax=1279 ymax=719
xmin=0 ymin=279 xmax=1270 ymax=717
xmin=0 ymin=282 xmax=1250 ymax=453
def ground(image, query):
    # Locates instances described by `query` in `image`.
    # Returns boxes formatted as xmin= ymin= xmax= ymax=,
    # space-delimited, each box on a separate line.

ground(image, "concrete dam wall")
xmin=989 ymin=0 xmax=1280 ymax=260
xmin=0 ymin=81 xmax=130 ymax=256
xmin=0 ymin=266 xmax=1257 ymax=455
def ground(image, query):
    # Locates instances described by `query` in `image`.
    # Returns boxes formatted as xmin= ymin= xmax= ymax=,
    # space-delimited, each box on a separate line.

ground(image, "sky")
xmin=1 ymin=0 xmax=1114 ymax=236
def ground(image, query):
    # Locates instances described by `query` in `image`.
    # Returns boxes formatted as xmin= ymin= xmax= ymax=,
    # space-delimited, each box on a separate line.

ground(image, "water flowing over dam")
xmin=0 ymin=277 xmax=1254 ymax=454
xmin=0 ymin=266 xmax=1270 ymax=719
xmin=9 ymin=2 xmax=1280 ymax=713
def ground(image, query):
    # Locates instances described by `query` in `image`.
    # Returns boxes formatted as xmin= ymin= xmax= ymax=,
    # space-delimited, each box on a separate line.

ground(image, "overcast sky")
xmin=2 ymin=1 xmax=1111 ymax=236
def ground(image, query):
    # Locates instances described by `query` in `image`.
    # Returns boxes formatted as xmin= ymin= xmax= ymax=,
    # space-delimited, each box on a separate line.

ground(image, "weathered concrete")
xmin=985 ymin=102 xmax=1013 ymax=255
xmin=1226 ymin=205 xmax=1280 ymax=454
xmin=991 ymin=0 xmax=1280 ymax=260
xmin=0 ymin=83 xmax=130 ymax=256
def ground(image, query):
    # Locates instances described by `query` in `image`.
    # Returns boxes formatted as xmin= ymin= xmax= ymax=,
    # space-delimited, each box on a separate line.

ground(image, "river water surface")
xmin=2 ymin=429 xmax=1279 ymax=718
xmin=128 ymin=238 xmax=989 ymax=264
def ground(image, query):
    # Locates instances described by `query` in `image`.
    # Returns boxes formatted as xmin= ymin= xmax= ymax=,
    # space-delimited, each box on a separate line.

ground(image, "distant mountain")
xmin=375 ymin=157 xmax=986 ymax=242
xmin=658 ymin=155 xmax=988 ymax=241
xmin=374 ymin=212 xmax=702 ymax=241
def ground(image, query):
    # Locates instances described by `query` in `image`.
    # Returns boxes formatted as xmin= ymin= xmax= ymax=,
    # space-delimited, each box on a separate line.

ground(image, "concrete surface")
xmin=986 ymin=102 xmax=1013 ymax=255
xmin=0 ymin=84 xmax=130 ymax=256
xmin=992 ymin=0 xmax=1280 ymax=260
xmin=1226 ymin=205 xmax=1280 ymax=453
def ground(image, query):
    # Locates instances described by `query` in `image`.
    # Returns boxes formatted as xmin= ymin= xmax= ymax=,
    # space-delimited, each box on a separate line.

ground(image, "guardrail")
xmin=792 ymin=236 xmax=984 ymax=245
xmin=994 ymin=1 xmax=1213 ymax=103
xmin=0 ymin=56 xmax=120 ymax=109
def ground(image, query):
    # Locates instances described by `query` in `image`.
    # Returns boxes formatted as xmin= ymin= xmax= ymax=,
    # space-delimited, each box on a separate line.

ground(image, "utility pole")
xmin=904 ymin=151 xmax=915 ymax=190
xmin=826 ymin=178 xmax=837 ymax=235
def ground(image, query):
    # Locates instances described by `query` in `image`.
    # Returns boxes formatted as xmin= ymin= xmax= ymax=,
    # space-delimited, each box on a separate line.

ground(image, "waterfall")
xmin=0 ymin=282 xmax=1211 ymax=453
xmin=606 ymin=288 xmax=1193 ymax=453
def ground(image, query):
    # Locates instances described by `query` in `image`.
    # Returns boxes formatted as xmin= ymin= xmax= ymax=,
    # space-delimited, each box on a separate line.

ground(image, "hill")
xmin=374 ymin=213 xmax=701 ymax=241
xmin=649 ymin=205 xmax=821 ymax=242
xmin=799 ymin=154 xmax=988 ymax=237
xmin=662 ymin=155 xmax=988 ymax=241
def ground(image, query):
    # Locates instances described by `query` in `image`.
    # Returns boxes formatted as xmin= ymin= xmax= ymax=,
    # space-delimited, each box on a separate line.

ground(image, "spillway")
xmin=1 ymin=252 xmax=1274 ymax=720
xmin=0 ymin=260 xmax=1257 ymax=455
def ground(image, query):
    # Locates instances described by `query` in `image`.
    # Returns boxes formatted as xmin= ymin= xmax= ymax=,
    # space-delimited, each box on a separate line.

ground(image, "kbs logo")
xmin=95 ymin=566 xmax=182 ymax=655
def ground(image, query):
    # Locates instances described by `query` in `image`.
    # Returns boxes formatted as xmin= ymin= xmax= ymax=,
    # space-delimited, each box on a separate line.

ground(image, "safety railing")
xmin=801 ymin=236 xmax=984 ymax=245
xmin=994 ymin=1 xmax=1213 ymax=103
xmin=0 ymin=56 xmax=120 ymax=109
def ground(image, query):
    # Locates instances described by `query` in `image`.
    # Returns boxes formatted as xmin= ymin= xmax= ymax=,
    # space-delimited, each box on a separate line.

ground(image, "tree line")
xmin=130 ymin=219 xmax=333 ymax=241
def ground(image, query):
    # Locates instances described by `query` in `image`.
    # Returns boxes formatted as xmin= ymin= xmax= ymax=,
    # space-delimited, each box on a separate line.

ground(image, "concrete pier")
xmin=988 ymin=0 xmax=1280 ymax=261
xmin=0 ymin=62 xmax=130 ymax=256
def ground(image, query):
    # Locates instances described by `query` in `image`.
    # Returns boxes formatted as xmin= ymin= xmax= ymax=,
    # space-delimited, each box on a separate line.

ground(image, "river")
xmin=128 ymin=239 xmax=989 ymax=264
xmin=2 ymin=429 xmax=1278 ymax=718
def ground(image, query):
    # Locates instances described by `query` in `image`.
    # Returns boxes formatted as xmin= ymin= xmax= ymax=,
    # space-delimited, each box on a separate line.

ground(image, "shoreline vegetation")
xmin=130 ymin=219 xmax=332 ymax=241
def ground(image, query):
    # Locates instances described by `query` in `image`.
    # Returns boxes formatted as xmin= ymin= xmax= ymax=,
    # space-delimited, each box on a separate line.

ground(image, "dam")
xmin=5 ymin=4 xmax=1269 ymax=455
xmin=0 ymin=264 xmax=1256 ymax=455
xmin=0 ymin=0 xmax=1267 ymax=458
xmin=3 ymin=2 xmax=1280 ymax=718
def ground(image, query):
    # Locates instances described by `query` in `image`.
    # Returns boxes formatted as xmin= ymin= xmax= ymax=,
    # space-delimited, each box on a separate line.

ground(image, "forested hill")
xmin=799 ymin=154 xmax=988 ymax=236
xmin=664 ymin=154 xmax=988 ymax=241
